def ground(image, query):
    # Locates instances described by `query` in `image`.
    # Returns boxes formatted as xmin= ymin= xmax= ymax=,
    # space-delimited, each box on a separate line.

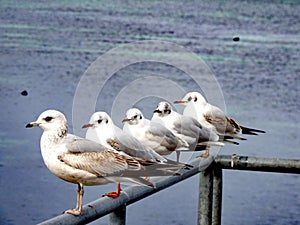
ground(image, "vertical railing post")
xmin=109 ymin=204 xmax=126 ymax=225
xmin=198 ymin=164 xmax=214 ymax=225
xmin=212 ymin=166 xmax=223 ymax=225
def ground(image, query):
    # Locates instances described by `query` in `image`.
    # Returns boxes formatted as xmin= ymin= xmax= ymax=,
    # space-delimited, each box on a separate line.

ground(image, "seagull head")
xmin=122 ymin=108 xmax=144 ymax=125
xmin=82 ymin=111 xmax=113 ymax=129
xmin=153 ymin=101 xmax=172 ymax=117
xmin=25 ymin=110 xmax=68 ymax=135
xmin=174 ymin=92 xmax=207 ymax=106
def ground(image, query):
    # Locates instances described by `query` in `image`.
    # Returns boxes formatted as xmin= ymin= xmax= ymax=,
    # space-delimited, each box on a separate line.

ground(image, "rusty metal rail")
xmin=38 ymin=155 xmax=300 ymax=225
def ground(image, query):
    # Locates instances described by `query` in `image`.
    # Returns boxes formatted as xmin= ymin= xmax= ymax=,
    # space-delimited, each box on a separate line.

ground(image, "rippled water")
xmin=0 ymin=1 xmax=299 ymax=224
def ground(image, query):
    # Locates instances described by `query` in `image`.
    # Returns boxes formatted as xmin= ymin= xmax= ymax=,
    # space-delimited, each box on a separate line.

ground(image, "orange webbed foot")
xmin=103 ymin=182 xmax=122 ymax=198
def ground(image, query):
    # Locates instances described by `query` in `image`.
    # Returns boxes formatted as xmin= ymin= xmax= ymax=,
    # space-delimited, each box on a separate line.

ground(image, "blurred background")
xmin=0 ymin=0 xmax=299 ymax=224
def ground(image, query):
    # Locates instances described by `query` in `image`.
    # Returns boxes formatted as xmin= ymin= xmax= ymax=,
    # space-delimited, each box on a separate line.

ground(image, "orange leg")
xmin=103 ymin=182 xmax=122 ymax=198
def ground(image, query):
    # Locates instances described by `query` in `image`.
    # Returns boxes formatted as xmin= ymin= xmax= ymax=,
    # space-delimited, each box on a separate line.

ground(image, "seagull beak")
xmin=174 ymin=100 xmax=187 ymax=104
xmin=82 ymin=123 xmax=93 ymax=129
xmin=25 ymin=122 xmax=40 ymax=128
xmin=122 ymin=118 xmax=131 ymax=123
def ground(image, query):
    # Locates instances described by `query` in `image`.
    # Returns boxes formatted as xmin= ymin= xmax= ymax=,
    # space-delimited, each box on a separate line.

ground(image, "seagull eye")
xmin=133 ymin=115 xmax=138 ymax=119
xmin=140 ymin=115 xmax=142 ymax=119
xmin=194 ymin=97 xmax=198 ymax=102
xmin=44 ymin=116 xmax=53 ymax=122
xmin=188 ymin=96 xmax=192 ymax=101
xmin=97 ymin=119 xmax=102 ymax=124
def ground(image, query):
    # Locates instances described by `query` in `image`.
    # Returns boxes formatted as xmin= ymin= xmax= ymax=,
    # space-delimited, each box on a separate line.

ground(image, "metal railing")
xmin=38 ymin=155 xmax=300 ymax=225
xmin=199 ymin=155 xmax=300 ymax=225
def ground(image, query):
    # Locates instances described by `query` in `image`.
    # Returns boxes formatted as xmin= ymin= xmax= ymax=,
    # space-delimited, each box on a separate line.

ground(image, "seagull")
xmin=122 ymin=108 xmax=189 ymax=159
xmin=82 ymin=111 xmax=189 ymax=171
xmin=152 ymin=102 xmax=226 ymax=158
xmin=174 ymin=92 xmax=265 ymax=139
xmin=25 ymin=109 xmax=165 ymax=216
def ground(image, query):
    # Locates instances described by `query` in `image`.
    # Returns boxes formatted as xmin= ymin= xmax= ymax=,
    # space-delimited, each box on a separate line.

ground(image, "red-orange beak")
xmin=82 ymin=123 xmax=93 ymax=128
xmin=122 ymin=118 xmax=132 ymax=123
xmin=174 ymin=100 xmax=187 ymax=104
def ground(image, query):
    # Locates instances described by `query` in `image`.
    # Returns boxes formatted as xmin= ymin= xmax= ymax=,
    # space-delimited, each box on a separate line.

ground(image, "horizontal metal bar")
xmin=38 ymin=154 xmax=300 ymax=225
xmin=38 ymin=155 xmax=214 ymax=225
xmin=215 ymin=155 xmax=300 ymax=174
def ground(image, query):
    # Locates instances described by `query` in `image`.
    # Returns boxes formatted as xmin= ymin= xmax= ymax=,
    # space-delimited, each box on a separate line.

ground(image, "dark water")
xmin=0 ymin=0 xmax=299 ymax=224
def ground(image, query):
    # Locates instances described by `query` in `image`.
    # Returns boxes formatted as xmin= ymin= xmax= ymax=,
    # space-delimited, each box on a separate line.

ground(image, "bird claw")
xmin=231 ymin=154 xmax=248 ymax=168
xmin=64 ymin=208 xmax=82 ymax=216
xmin=231 ymin=154 xmax=239 ymax=167
xmin=197 ymin=149 xmax=210 ymax=158
xmin=103 ymin=182 xmax=122 ymax=198
xmin=103 ymin=191 xmax=121 ymax=198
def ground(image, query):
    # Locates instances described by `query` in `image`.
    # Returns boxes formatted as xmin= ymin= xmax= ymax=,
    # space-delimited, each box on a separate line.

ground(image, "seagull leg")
xmin=65 ymin=183 xmax=84 ymax=216
xmin=176 ymin=151 xmax=181 ymax=162
xmin=198 ymin=149 xmax=210 ymax=158
xmin=103 ymin=182 xmax=122 ymax=198
xmin=231 ymin=153 xmax=240 ymax=168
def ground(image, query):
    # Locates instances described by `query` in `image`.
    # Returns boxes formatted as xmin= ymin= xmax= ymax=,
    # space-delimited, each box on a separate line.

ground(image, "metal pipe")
xmin=212 ymin=166 xmax=222 ymax=225
xmin=215 ymin=155 xmax=300 ymax=174
xmin=37 ymin=155 xmax=300 ymax=225
xmin=198 ymin=165 xmax=214 ymax=225
xmin=38 ymin=156 xmax=214 ymax=225
xmin=109 ymin=204 xmax=126 ymax=225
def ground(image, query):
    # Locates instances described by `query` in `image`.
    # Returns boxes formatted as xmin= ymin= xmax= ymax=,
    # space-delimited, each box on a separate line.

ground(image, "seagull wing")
xmin=114 ymin=131 xmax=167 ymax=163
xmin=173 ymin=116 xmax=219 ymax=143
xmin=60 ymin=134 xmax=141 ymax=176
xmin=204 ymin=104 xmax=241 ymax=134
xmin=147 ymin=121 xmax=179 ymax=151
xmin=64 ymin=134 xmax=108 ymax=152
xmin=173 ymin=116 xmax=201 ymax=138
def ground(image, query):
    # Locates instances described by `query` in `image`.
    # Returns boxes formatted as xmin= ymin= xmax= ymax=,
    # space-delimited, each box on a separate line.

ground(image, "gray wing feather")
xmin=204 ymin=104 xmax=228 ymax=132
xmin=64 ymin=134 xmax=107 ymax=153
xmin=147 ymin=122 xmax=178 ymax=150
xmin=173 ymin=116 xmax=201 ymax=138
xmin=114 ymin=131 xmax=166 ymax=162
xmin=58 ymin=150 xmax=141 ymax=177
xmin=173 ymin=116 xmax=217 ymax=142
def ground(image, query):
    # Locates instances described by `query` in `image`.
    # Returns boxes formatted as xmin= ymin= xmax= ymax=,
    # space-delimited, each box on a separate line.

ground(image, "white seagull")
xmin=26 ymin=109 xmax=161 ymax=216
xmin=152 ymin=101 xmax=225 ymax=158
xmin=82 ymin=111 xmax=189 ymax=171
xmin=122 ymin=108 xmax=189 ymax=159
xmin=174 ymin=92 xmax=265 ymax=139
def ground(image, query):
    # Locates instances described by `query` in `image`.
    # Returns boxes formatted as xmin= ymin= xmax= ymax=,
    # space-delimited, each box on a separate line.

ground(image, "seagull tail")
xmin=218 ymin=135 xmax=240 ymax=145
xmin=197 ymin=141 xmax=225 ymax=147
xmin=223 ymin=133 xmax=247 ymax=140
xmin=240 ymin=126 xmax=266 ymax=135
xmin=176 ymin=146 xmax=190 ymax=151
xmin=222 ymin=139 xmax=240 ymax=145
xmin=163 ymin=159 xmax=193 ymax=170
xmin=219 ymin=135 xmax=243 ymax=140
xmin=107 ymin=176 xmax=155 ymax=187
xmin=132 ymin=177 xmax=155 ymax=188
